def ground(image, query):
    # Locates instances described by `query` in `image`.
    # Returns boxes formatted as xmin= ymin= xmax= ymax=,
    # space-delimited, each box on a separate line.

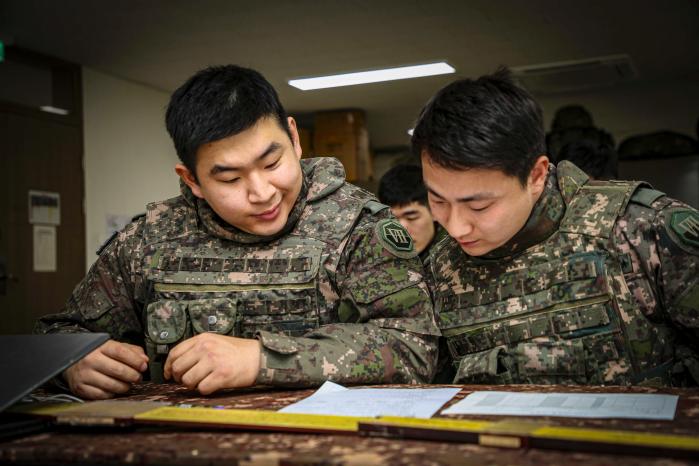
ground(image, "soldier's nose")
xmin=448 ymin=217 xmax=474 ymax=239
xmin=247 ymin=177 xmax=276 ymax=204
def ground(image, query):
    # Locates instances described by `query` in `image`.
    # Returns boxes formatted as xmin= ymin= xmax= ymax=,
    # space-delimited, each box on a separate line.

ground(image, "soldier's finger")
xmin=102 ymin=341 xmax=148 ymax=371
xmin=195 ymin=369 xmax=224 ymax=395
xmin=83 ymin=370 xmax=132 ymax=395
xmin=163 ymin=338 xmax=196 ymax=379
xmin=181 ymin=361 xmax=214 ymax=391
xmin=75 ymin=383 xmax=116 ymax=401
xmin=167 ymin=349 xmax=199 ymax=383
xmin=99 ymin=358 xmax=143 ymax=384
xmin=121 ymin=342 xmax=149 ymax=361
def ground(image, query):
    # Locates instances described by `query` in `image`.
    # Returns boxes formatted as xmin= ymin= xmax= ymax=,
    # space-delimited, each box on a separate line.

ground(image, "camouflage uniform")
xmin=36 ymin=157 xmax=439 ymax=386
xmin=428 ymin=161 xmax=699 ymax=386
xmin=419 ymin=224 xmax=448 ymax=264
xmin=420 ymin=224 xmax=456 ymax=384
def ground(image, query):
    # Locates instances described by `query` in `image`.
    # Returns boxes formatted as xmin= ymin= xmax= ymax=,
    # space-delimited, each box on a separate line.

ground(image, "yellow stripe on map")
xmin=360 ymin=416 xmax=699 ymax=451
xmin=533 ymin=425 xmax=699 ymax=451
xmin=135 ymin=406 xmax=368 ymax=432
xmin=364 ymin=416 xmax=494 ymax=432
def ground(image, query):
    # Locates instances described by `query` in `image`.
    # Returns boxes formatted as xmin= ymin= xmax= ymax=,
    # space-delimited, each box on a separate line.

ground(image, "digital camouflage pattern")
xmin=36 ymin=157 xmax=439 ymax=386
xmin=429 ymin=161 xmax=699 ymax=386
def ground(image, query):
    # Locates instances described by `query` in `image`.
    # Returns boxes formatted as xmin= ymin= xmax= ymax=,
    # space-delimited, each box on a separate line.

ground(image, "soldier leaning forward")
xmin=412 ymin=68 xmax=699 ymax=387
xmin=36 ymin=65 xmax=439 ymax=400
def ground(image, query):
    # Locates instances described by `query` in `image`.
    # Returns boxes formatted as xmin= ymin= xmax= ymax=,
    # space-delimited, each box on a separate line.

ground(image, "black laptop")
xmin=0 ymin=333 xmax=109 ymax=412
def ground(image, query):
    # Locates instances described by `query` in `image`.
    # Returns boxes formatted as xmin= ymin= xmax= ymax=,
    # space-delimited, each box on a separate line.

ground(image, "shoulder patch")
xmin=375 ymin=219 xmax=418 ymax=259
xmin=667 ymin=208 xmax=699 ymax=251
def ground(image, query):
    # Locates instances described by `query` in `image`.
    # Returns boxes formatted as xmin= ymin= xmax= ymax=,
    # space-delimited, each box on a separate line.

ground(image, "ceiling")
xmin=1 ymin=0 xmax=698 ymax=148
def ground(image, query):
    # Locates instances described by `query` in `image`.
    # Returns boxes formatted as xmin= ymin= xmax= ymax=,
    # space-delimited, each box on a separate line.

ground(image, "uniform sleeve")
xmin=621 ymin=199 xmax=699 ymax=331
xmin=255 ymin=211 xmax=440 ymax=387
xmin=33 ymin=219 xmax=146 ymax=346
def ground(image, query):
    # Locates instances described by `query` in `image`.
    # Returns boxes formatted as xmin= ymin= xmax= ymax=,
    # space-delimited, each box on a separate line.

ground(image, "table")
xmin=1 ymin=383 xmax=698 ymax=465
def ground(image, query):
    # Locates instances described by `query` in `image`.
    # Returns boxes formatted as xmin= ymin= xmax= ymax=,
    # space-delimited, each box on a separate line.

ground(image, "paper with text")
xmin=279 ymin=381 xmax=461 ymax=418
xmin=442 ymin=391 xmax=678 ymax=420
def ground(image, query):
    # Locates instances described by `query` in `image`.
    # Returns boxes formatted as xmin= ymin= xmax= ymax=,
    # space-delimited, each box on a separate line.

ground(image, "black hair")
xmin=557 ymin=139 xmax=618 ymax=180
xmin=378 ymin=164 xmax=428 ymax=207
xmin=411 ymin=67 xmax=545 ymax=186
xmin=165 ymin=65 xmax=291 ymax=176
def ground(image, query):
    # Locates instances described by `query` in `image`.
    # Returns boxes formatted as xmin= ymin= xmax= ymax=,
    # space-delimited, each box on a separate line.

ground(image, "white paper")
xmin=279 ymin=381 xmax=461 ymax=418
xmin=29 ymin=190 xmax=60 ymax=225
xmin=442 ymin=391 xmax=678 ymax=420
xmin=33 ymin=225 xmax=57 ymax=272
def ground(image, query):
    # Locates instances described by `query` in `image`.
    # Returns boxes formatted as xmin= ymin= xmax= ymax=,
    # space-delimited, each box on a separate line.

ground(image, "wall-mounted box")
xmin=313 ymin=110 xmax=372 ymax=182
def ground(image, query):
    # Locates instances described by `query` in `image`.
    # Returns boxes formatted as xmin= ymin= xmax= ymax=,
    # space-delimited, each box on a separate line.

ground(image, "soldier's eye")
xmin=265 ymin=158 xmax=281 ymax=170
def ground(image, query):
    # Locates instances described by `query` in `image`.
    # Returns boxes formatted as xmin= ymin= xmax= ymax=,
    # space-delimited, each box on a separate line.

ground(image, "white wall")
xmin=82 ymin=67 xmax=179 ymax=271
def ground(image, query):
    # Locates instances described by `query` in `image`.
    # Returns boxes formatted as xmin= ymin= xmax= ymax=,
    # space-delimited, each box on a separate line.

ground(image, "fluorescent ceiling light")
xmin=39 ymin=106 xmax=69 ymax=115
xmin=289 ymin=62 xmax=455 ymax=91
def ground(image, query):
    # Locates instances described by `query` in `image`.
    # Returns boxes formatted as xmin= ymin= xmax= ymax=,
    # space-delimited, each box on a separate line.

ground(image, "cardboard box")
xmin=313 ymin=110 xmax=372 ymax=181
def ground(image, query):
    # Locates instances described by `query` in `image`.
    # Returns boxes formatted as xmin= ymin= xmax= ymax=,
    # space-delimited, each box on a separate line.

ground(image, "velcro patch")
xmin=668 ymin=209 xmax=699 ymax=252
xmin=375 ymin=219 xmax=417 ymax=259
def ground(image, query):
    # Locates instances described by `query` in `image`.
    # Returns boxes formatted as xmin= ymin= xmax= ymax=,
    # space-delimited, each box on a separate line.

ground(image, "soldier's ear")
xmin=528 ymin=155 xmax=550 ymax=196
xmin=175 ymin=164 xmax=205 ymax=199
xmin=287 ymin=116 xmax=302 ymax=160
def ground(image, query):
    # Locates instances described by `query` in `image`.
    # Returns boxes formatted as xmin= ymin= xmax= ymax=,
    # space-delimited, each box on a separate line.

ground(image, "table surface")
xmin=1 ymin=382 xmax=698 ymax=466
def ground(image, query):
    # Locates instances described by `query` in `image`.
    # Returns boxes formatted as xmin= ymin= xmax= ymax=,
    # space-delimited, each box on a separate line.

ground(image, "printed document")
xmin=279 ymin=381 xmax=460 ymax=418
xmin=442 ymin=391 xmax=678 ymax=420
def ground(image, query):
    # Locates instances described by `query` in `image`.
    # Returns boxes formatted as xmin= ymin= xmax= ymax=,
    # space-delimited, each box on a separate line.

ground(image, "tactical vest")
xmin=141 ymin=183 xmax=382 ymax=382
xmin=432 ymin=168 xmax=677 ymax=386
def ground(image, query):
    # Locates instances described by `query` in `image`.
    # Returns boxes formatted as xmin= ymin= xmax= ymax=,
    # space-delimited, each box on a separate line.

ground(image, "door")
xmin=0 ymin=48 xmax=84 ymax=334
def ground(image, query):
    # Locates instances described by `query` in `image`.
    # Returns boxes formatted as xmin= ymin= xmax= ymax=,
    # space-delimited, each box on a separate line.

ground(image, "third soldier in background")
xmin=412 ymin=68 xmax=699 ymax=386
xmin=378 ymin=164 xmax=446 ymax=263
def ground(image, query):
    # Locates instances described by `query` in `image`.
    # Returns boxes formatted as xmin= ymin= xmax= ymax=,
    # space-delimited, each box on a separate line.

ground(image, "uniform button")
xmin=208 ymin=315 xmax=218 ymax=325
xmin=159 ymin=331 xmax=169 ymax=339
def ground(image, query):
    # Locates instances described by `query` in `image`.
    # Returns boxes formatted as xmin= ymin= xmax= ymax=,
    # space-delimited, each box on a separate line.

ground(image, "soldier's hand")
xmin=63 ymin=340 xmax=148 ymax=400
xmin=164 ymin=333 xmax=261 ymax=395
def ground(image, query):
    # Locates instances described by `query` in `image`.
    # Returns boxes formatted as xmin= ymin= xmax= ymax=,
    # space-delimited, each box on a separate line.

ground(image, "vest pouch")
xmin=187 ymin=298 xmax=236 ymax=335
xmin=238 ymin=293 xmax=319 ymax=338
xmin=145 ymin=300 xmax=188 ymax=383
xmin=453 ymin=346 xmax=515 ymax=384
xmin=446 ymin=302 xmax=614 ymax=357
xmin=516 ymin=337 xmax=586 ymax=384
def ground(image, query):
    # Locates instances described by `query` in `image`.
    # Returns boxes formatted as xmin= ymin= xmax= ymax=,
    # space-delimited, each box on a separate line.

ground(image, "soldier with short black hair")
xmin=412 ymin=68 xmax=699 ymax=386
xmin=378 ymin=164 xmax=445 ymax=262
xmin=36 ymin=65 xmax=439 ymax=399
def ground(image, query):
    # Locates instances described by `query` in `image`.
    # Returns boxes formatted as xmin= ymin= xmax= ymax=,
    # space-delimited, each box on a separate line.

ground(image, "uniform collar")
xmin=479 ymin=165 xmax=565 ymax=260
xmin=181 ymin=157 xmax=345 ymax=244
xmin=420 ymin=223 xmax=446 ymax=263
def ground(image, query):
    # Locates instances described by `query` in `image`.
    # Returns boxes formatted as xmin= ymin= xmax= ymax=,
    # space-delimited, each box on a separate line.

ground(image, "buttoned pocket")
xmin=146 ymin=300 xmax=188 ymax=344
xmin=187 ymin=298 xmax=236 ymax=335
